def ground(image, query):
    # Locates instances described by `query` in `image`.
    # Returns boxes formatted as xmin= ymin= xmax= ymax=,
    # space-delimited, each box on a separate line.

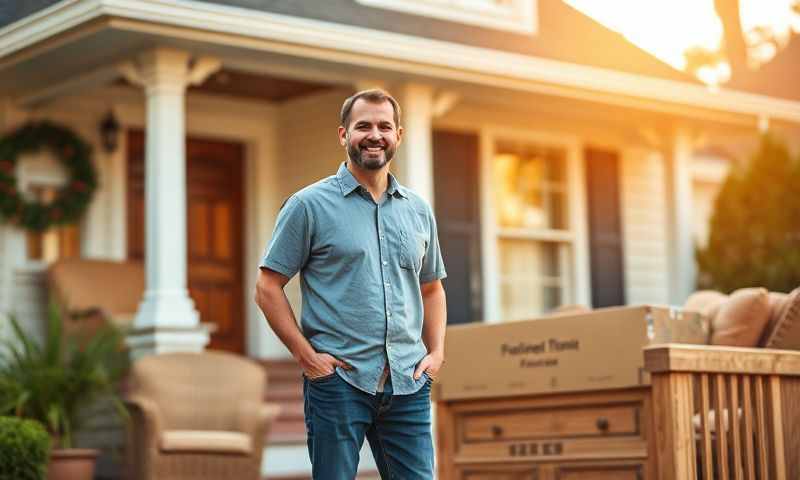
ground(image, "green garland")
xmin=0 ymin=121 xmax=97 ymax=232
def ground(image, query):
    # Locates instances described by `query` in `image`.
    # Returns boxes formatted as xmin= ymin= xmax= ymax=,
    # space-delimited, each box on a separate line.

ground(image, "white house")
xmin=1 ymin=0 xmax=799 ymax=478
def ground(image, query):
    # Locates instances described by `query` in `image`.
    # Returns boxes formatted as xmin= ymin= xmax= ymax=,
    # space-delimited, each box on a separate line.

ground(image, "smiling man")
xmin=254 ymin=89 xmax=447 ymax=479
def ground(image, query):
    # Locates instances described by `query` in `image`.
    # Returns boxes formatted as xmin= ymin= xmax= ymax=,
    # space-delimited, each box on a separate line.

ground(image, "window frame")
xmin=355 ymin=0 xmax=538 ymax=34
xmin=480 ymin=127 xmax=590 ymax=323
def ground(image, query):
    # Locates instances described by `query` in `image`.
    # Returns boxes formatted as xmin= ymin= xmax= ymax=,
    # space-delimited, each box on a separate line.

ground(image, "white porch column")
xmin=119 ymin=48 xmax=220 ymax=359
xmin=396 ymin=83 xmax=435 ymax=205
xmin=666 ymin=128 xmax=696 ymax=305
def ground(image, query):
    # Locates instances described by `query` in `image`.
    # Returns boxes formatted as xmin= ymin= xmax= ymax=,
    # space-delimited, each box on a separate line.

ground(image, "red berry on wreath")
xmin=0 ymin=161 xmax=13 ymax=173
xmin=72 ymin=181 xmax=87 ymax=192
xmin=50 ymin=208 xmax=63 ymax=221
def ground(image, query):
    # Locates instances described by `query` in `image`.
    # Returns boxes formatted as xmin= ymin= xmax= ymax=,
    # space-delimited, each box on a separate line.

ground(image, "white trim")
xmin=2 ymin=0 xmax=800 ymax=123
xmin=478 ymin=128 xmax=499 ymax=323
xmin=355 ymin=0 xmax=537 ymax=34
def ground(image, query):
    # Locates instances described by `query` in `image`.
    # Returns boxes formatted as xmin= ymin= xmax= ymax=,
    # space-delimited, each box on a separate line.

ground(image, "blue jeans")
xmin=303 ymin=371 xmax=434 ymax=480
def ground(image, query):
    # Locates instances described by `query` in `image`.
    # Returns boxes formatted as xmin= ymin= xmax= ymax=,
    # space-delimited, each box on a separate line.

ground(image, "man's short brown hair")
xmin=340 ymin=89 xmax=401 ymax=129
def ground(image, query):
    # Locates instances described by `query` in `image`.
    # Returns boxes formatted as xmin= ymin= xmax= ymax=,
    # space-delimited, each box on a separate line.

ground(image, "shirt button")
xmin=384 ymin=282 xmax=390 ymax=287
xmin=387 ymin=311 xmax=392 ymax=317
xmin=382 ymin=261 xmax=388 ymax=266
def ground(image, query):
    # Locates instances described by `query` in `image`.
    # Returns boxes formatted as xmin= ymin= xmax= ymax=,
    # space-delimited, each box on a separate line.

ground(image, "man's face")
xmin=338 ymin=99 xmax=403 ymax=170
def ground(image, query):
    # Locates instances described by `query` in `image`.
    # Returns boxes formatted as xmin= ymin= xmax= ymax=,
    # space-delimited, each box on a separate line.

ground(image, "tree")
xmin=685 ymin=0 xmax=800 ymax=81
xmin=696 ymin=135 xmax=800 ymax=293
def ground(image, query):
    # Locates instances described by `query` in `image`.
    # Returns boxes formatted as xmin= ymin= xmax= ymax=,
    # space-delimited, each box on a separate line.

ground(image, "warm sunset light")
xmin=565 ymin=0 xmax=800 ymax=85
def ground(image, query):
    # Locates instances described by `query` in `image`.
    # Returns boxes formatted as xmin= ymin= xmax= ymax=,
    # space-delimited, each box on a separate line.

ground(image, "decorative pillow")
xmin=711 ymin=288 xmax=770 ymax=347
xmin=759 ymin=292 xmax=789 ymax=345
xmin=684 ymin=290 xmax=728 ymax=317
xmin=761 ymin=287 xmax=800 ymax=349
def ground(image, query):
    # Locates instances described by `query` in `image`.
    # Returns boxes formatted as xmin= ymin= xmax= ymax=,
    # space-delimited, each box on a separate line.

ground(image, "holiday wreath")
xmin=0 ymin=121 xmax=97 ymax=232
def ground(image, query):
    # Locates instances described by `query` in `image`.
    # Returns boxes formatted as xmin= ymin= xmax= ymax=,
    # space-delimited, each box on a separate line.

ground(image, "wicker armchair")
xmin=125 ymin=351 xmax=281 ymax=480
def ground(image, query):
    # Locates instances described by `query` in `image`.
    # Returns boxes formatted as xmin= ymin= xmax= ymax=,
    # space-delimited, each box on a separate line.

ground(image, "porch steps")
xmin=259 ymin=359 xmax=380 ymax=478
xmin=260 ymin=359 xmax=307 ymax=445
xmin=264 ymin=472 xmax=380 ymax=480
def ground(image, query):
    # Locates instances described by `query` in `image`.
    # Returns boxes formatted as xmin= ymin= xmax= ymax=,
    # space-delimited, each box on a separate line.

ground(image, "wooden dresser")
xmin=436 ymin=344 xmax=800 ymax=480
xmin=436 ymin=386 xmax=656 ymax=479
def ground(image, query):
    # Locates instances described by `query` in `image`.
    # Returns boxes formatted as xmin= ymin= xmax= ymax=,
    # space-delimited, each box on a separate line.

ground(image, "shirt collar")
xmin=387 ymin=171 xmax=408 ymax=198
xmin=336 ymin=162 xmax=360 ymax=196
xmin=336 ymin=162 xmax=408 ymax=199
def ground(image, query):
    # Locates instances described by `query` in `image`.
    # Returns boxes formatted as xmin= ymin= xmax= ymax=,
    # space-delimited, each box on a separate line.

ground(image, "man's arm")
xmin=413 ymin=279 xmax=447 ymax=380
xmin=254 ymin=268 xmax=350 ymax=378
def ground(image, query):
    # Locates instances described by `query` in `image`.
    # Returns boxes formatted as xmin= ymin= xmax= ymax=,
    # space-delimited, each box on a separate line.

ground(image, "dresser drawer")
xmin=458 ymin=464 xmax=539 ymax=480
xmin=460 ymin=402 xmax=641 ymax=442
xmin=554 ymin=462 xmax=644 ymax=480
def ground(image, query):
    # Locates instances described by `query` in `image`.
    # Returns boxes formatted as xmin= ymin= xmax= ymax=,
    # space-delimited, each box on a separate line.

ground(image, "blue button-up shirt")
xmin=260 ymin=162 xmax=447 ymax=395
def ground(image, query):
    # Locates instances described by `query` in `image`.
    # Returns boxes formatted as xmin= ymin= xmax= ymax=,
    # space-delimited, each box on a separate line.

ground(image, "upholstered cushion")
xmin=692 ymin=408 xmax=740 ymax=434
xmin=711 ymin=288 xmax=770 ymax=347
xmin=160 ymin=430 xmax=252 ymax=454
xmin=761 ymin=287 xmax=800 ymax=349
xmin=758 ymin=292 xmax=789 ymax=345
xmin=684 ymin=290 xmax=728 ymax=317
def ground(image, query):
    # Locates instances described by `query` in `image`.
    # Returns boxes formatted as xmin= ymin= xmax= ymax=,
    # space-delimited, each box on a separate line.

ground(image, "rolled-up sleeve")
xmin=259 ymin=195 xmax=310 ymax=279
xmin=419 ymin=204 xmax=447 ymax=284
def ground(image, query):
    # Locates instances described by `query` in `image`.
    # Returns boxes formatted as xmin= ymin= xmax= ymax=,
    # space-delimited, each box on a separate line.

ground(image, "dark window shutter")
xmin=433 ymin=130 xmax=483 ymax=324
xmin=585 ymin=148 xmax=626 ymax=308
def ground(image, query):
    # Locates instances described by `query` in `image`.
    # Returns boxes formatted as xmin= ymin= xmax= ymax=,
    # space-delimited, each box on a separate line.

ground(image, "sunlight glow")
xmin=565 ymin=0 xmax=800 ymax=85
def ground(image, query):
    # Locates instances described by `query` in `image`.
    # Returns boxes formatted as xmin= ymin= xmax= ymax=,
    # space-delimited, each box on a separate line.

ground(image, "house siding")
xmin=620 ymin=148 xmax=671 ymax=305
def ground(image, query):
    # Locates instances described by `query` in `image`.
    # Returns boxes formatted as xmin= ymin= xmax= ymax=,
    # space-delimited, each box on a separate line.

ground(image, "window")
xmin=490 ymin=138 xmax=574 ymax=321
xmin=25 ymin=185 xmax=81 ymax=263
xmin=355 ymin=0 xmax=537 ymax=34
xmin=15 ymin=150 xmax=81 ymax=264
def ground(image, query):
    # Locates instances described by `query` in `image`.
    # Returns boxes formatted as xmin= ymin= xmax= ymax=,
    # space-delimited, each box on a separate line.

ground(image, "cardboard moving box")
xmin=436 ymin=305 xmax=708 ymax=401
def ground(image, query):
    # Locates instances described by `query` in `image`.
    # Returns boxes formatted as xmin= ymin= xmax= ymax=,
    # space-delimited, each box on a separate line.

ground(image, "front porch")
xmin=1 ymin=18 xmax=794 ymax=480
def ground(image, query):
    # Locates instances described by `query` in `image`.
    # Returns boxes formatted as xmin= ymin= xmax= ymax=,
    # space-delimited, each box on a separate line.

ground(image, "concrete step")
xmin=262 ymin=443 xmax=379 ymax=479
xmin=261 ymin=358 xmax=306 ymax=446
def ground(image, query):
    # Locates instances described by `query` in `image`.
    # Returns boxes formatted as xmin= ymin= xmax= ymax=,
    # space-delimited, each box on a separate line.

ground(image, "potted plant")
xmin=0 ymin=307 xmax=129 ymax=480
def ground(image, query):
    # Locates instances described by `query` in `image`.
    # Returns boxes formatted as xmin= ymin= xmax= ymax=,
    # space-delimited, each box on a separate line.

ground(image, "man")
xmin=254 ymin=89 xmax=447 ymax=480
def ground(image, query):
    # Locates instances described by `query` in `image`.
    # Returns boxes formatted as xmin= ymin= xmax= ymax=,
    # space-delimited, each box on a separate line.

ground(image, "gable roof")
xmin=0 ymin=0 xmax=797 ymax=105
xmin=726 ymin=34 xmax=800 ymax=102
xmin=0 ymin=0 xmax=60 ymax=27
xmin=186 ymin=0 xmax=699 ymax=84
xmin=0 ymin=0 xmax=696 ymax=84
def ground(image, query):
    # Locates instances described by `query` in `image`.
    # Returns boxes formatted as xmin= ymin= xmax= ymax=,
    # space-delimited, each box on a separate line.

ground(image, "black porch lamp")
xmin=99 ymin=110 xmax=120 ymax=154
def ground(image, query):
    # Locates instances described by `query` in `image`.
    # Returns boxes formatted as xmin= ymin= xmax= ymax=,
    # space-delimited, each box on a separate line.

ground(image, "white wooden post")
xmin=667 ymin=128 xmax=695 ymax=305
xmin=396 ymin=83 xmax=435 ymax=205
xmin=119 ymin=48 xmax=220 ymax=359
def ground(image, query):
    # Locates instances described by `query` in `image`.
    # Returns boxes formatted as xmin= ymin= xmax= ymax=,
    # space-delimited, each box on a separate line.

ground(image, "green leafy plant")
xmin=0 ymin=416 xmax=51 ymax=480
xmin=696 ymin=134 xmax=800 ymax=292
xmin=0 ymin=306 xmax=129 ymax=449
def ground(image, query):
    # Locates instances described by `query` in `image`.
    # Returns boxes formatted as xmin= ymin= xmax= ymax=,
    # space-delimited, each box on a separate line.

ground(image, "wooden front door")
xmin=127 ymin=131 xmax=245 ymax=353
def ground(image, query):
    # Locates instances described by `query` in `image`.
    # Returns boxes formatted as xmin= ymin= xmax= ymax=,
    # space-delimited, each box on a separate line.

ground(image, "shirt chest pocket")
xmin=399 ymin=229 xmax=428 ymax=272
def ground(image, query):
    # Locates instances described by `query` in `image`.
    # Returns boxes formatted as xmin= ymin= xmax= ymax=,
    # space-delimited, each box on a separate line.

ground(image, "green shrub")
xmin=0 ymin=306 xmax=129 ymax=448
xmin=697 ymin=134 xmax=800 ymax=292
xmin=0 ymin=416 xmax=50 ymax=480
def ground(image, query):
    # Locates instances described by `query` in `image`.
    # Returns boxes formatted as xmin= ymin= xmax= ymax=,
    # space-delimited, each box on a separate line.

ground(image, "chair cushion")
xmin=762 ymin=287 xmax=800 ymax=349
xmin=684 ymin=290 xmax=728 ymax=317
xmin=160 ymin=430 xmax=252 ymax=454
xmin=711 ymin=288 xmax=770 ymax=347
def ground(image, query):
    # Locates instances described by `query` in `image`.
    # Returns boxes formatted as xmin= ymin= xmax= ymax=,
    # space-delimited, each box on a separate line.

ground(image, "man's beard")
xmin=347 ymin=140 xmax=396 ymax=170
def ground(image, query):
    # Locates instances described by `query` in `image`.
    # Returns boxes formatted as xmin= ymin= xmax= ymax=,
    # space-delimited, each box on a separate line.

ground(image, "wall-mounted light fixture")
xmin=99 ymin=110 xmax=120 ymax=154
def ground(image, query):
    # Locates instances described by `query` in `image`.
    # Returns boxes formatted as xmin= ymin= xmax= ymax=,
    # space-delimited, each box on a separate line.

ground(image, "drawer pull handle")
xmin=596 ymin=417 xmax=610 ymax=432
xmin=490 ymin=425 xmax=504 ymax=437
